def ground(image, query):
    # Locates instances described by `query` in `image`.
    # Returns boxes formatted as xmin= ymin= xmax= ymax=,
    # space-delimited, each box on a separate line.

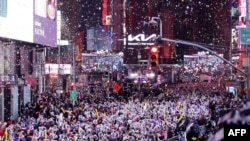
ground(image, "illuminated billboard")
xmin=124 ymin=0 xmax=159 ymax=48
xmin=102 ymin=0 xmax=112 ymax=25
xmin=123 ymin=0 xmax=160 ymax=64
xmin=0 ymin=0 xmax=57 ymax=47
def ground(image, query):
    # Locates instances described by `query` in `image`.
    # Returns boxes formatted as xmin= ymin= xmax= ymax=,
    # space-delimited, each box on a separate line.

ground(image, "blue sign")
xmin=240 ymin=28 xmax=250 ymax=44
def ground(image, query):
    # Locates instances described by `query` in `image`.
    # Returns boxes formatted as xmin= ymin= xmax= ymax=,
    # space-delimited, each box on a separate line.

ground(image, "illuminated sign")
xmin=123 ymin=34 xmax=157 ymax=46
xmin=0 ymin=74 xmax=17 ymax=85
xmin=96 ymin=49 xmax=109 ymax=54
xmin=0 ymin=0 xmax=57 ymax=47
xmin=45 ymin=64 xmax=71 ymax=74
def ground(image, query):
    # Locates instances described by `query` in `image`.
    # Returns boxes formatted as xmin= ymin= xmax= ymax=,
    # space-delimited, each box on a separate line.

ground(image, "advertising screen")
xmin=123 ymin=0 xmax=160 ymax=64
xmin=125 ymin=0 xmax=160 ymax=48
xmin=0 ymin=0 xmax=57 ymax=47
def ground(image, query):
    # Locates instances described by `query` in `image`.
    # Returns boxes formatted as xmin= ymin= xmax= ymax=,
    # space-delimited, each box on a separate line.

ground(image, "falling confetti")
xmin=57 ymin=0 xmax=233 ymax=61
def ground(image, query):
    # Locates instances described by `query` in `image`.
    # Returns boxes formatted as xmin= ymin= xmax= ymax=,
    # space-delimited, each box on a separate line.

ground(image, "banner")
xmin=102 ymin=0 xmax=111 ymax=25
xmin=74 ymin=31 xmax=84 ymax=61
xmin=70 ymin=90 xmax=77 ymax=100
xmin=87 ymin=28 xmax=95 ymax=50
xmin=11 ymin=86 xmax=18 ymax=120
xmin=0 ymin=74 xmax=17 ymax=85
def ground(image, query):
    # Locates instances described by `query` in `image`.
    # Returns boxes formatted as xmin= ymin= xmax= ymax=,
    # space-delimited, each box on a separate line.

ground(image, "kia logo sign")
xmin=128 ymin=34 xmax=157 ymax=42
xmin=123 ymin=34 xmax=157 ymax=46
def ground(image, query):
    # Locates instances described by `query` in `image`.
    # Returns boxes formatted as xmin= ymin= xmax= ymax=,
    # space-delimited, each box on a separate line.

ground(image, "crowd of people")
xmin=0 ymin=81 xmax=247 ymax=141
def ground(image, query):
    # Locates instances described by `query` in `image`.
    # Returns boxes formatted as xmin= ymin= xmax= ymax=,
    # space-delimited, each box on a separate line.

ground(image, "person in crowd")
xmin=0 ymin=82 xmax=245 ymax=141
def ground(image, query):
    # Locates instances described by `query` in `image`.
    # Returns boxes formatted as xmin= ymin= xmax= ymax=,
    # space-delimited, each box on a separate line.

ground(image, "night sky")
xmin=58 ymin=0 xmax=102 ymax=33
xmin=170 ymin=0 xmax=231 ymax=60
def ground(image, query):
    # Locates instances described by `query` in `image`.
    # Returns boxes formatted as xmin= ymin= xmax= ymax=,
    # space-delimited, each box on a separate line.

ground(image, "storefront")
xmin=44 ymin=63 xmax=72 ymax=92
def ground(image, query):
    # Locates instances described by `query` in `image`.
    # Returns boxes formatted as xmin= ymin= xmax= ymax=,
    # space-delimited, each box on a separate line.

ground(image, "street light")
xmin=148 ymin=17 xmax=163 ymax=37
xmin=72 ymin=42 xmax=76 ymax=91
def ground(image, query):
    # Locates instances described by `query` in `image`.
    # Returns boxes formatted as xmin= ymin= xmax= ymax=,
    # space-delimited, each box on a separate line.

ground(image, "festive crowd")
xmin=0 ymin=82 xmax=247 ymax=141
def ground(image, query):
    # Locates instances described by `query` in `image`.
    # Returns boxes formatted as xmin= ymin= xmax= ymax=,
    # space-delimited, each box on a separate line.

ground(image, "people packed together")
xmin=0 ymin=82 xmax=247 ymax=141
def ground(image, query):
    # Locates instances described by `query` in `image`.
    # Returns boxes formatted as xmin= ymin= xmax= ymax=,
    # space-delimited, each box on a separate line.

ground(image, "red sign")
xmin=113 ymin=82 xmax=121 ymax=92
xmin=102 ymin=0 xmax=108 ymax=25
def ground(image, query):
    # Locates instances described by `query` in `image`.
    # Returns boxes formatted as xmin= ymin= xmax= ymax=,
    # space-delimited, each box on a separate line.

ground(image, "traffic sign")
xmin=113 ymin=82 xmax=121 ymax=92
xmin=240 ymin=27 xmax=250 ymax=44
xmin=70 ymin=90 xmax=77 ymax=100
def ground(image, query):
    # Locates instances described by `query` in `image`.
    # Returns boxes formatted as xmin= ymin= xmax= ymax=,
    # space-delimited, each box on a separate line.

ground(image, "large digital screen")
xmin=86 ymin=25 xmax=112 ymax=51
xmin=0 ymin=0 xmax=57 ymax=47
xmin=123 ymin=0 xmax=159 ymax=64
xmin=124 ymin=0 xmax=160 ymax=48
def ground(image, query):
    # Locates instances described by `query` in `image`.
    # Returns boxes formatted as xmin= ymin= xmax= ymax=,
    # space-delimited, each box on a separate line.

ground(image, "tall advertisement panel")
xmin=0 ymin=0 xmax=57 ymax=47
xmin=125 ymin=1 xmax=159 ymax=48
xmin=0 ymin=0 xmax=33 ymax=43
xmin=124 ymin=0 xmax=160 ymax=64
xmin=34 ymin=0 xmax=57 ymax=47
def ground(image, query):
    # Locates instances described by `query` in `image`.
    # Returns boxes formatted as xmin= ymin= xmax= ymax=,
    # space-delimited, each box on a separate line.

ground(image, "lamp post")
xmin=72 ymin=41 xmax=76 ymax=91
xmin=57 ymin=44 xmax=61 ymax=89
xmin=123 ymin=0 xmax=127 ymax=50
xmin=148 ymin=17 xmax=163 ymax=76
xmin=138 ymin=52 xmax=141 ymax=93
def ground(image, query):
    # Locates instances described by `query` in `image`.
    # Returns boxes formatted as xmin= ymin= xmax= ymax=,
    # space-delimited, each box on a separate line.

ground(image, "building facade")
xmin=0 ymin=0 xmax=57 ymax=121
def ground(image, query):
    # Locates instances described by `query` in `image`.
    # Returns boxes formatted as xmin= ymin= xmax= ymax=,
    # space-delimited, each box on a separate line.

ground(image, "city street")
xmin=0 ymin=0 xmax=250 ymax=140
